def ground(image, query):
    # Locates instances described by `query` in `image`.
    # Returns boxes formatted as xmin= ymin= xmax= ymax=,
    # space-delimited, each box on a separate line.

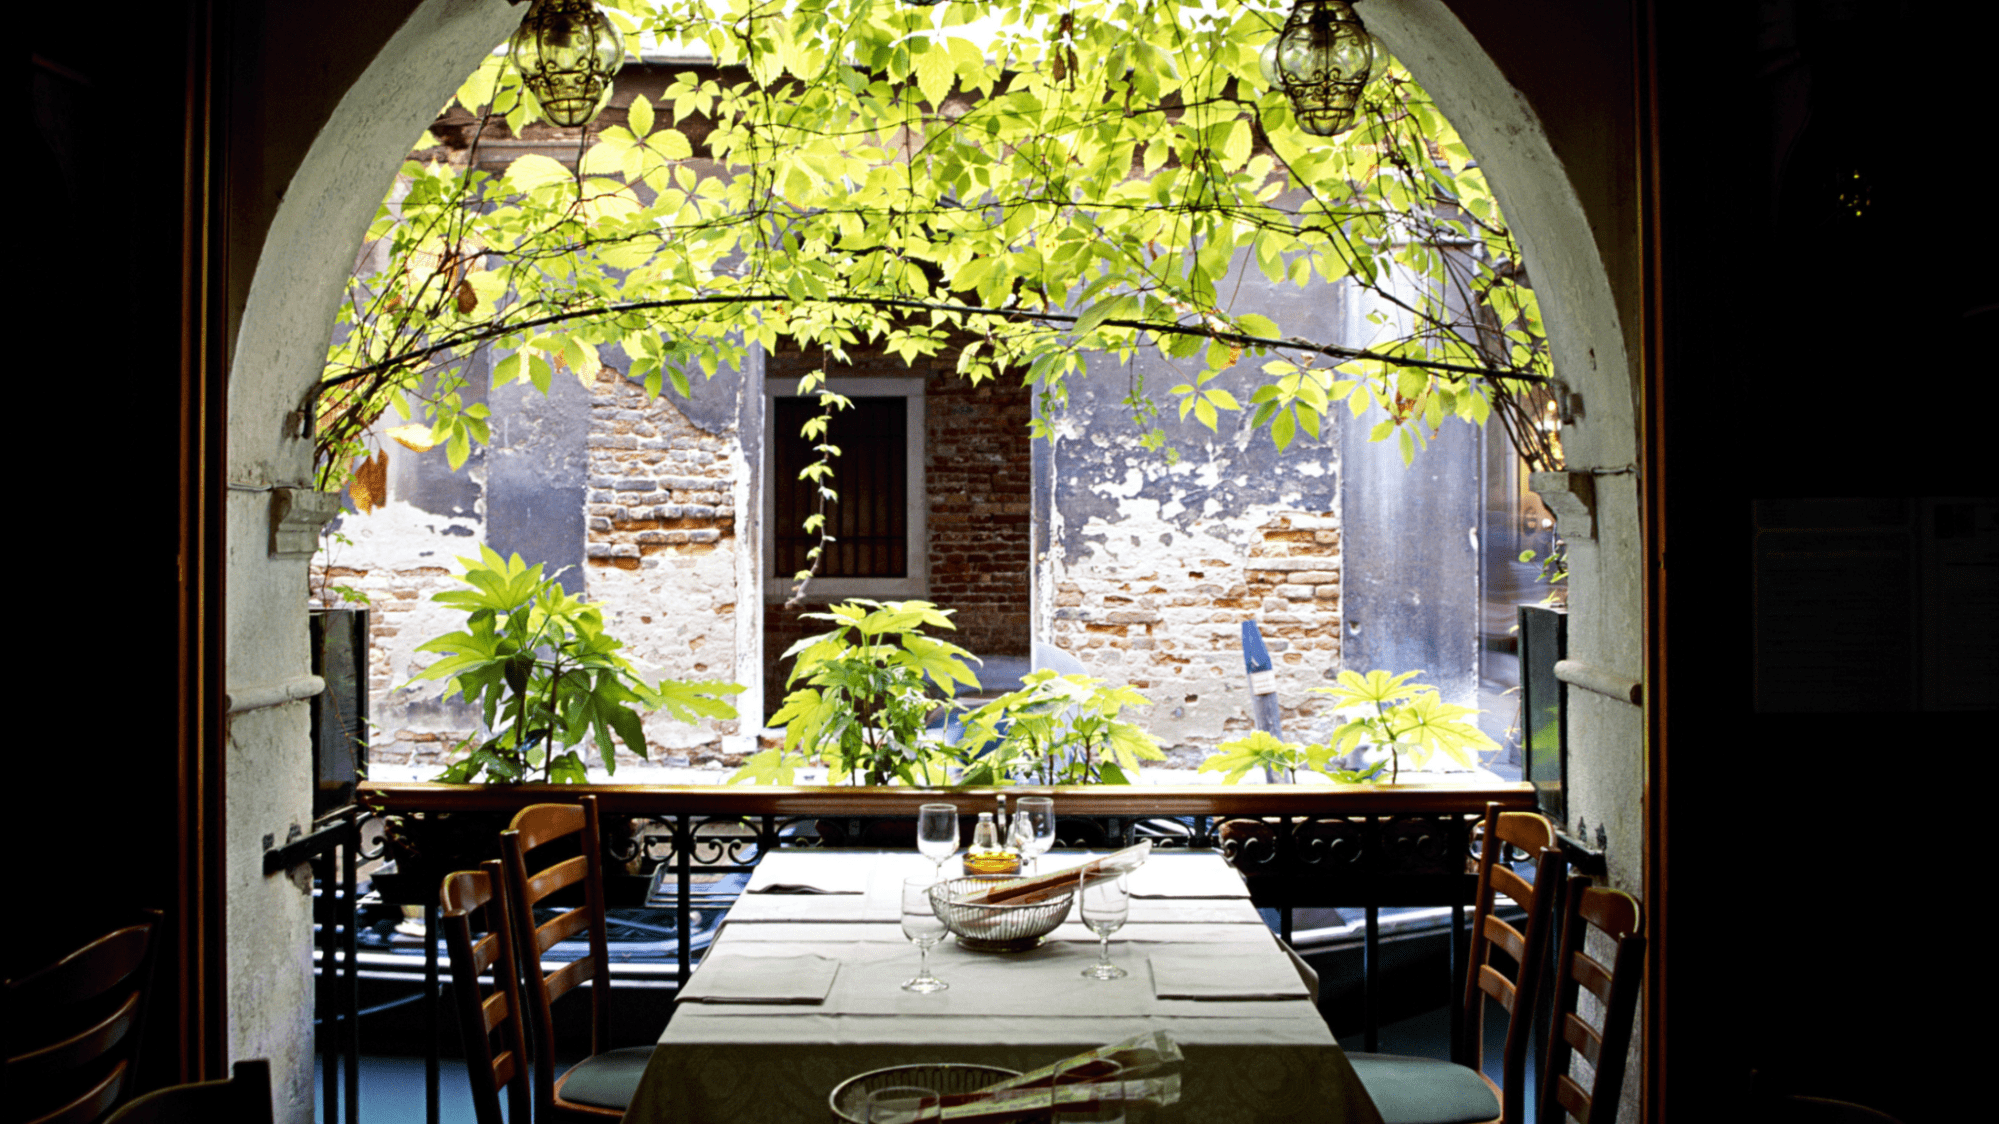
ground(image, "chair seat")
xmin=555 ymin=1046 xmax=657 ymax=1111
xmin=1345 ymin=1052 xmax=1502 ymax=1124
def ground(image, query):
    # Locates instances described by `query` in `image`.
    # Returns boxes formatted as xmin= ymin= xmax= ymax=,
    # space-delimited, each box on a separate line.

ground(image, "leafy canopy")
xmin=316 ymin=0 xmax=1558 ymax=501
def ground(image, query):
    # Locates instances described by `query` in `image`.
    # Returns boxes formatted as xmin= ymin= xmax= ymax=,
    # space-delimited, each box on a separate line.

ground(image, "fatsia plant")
xmin=1197 ymin=728 xmax=1385 ymax=785
xmin=412 ymin=546 xmax=741 ymax=782
xmin=314 ymin=0 xmax=1560 ymax=522
xmin=1315 ymin=669 xmax=1498 ymax=783
xmin=953 ymin=670 xmax=1165 ymax=785
xmin=732 ymin=599 xmax=979 ymax=786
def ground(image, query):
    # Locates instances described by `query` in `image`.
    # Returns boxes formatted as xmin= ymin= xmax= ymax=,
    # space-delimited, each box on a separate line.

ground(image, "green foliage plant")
xmin=1316 ymin=669 xmax=1499 ymax=783
xmin=411 ymin=546 xmax=741 ymax=783
xmin=952 ymin=670 xmax=1165 ymax=785
xmin=732 ymin=600 xmax=979 ymax=786
xmin=315 ymin=0 xmax=1562 ymax=519
xmin=1197 ymin=728 xmax=1386 ymax=785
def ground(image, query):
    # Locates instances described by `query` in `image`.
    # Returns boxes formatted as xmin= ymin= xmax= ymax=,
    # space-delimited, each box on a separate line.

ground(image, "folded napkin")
xmin=1126 ymin=862 xmax=1250 ymax=900
xmin=680 ymin=953 xmax=840 ymax=1004
xmin=1148 ymin=949 xmax=1311 ymax=1001
xmin=751 ymin=883 xmax=864 ymax=895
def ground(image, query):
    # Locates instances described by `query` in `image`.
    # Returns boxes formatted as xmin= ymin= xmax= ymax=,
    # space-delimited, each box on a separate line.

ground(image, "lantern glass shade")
xmin=509 ymin=0 xmax=625 ymax=128
xmin=1263 ymin=0 xmax=1374 ymax=137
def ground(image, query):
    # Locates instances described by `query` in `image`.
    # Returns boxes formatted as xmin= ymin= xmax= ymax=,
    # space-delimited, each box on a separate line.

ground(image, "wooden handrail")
xmin=358 ymin=779 xmax=1534 ymax=819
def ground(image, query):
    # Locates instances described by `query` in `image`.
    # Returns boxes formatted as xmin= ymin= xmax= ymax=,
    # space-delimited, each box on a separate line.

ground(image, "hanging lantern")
xmin=509 ymin=0 xmax=625 ymax=127
xmin=1259 ymin=0 xmax=1375 ymax=138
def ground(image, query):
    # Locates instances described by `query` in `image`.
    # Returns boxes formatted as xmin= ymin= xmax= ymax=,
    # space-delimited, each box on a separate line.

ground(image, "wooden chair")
xmin=104 ymin=1059 xmax=272 ymax=1123
xmin=441 ymin=862 xmax=532 ymax=1125
xmin=1345 ymin=805 xmax=1565 ymax=1123
xmin=499 ymin=797 xmax=655 ymax=1121
xmin=3 ymin=910 xmax=161 ymax=1123
xmin=1538 ymin=875 xmax=1645 ymax=1124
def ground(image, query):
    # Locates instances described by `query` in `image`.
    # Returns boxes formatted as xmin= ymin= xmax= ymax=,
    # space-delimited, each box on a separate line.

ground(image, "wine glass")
xmin=864 ymin=1084 xmax=942 ymax=1123
xmin=917 ymin=803 xmax=959 ymax=877
xmin=899 ymin=877 xmax=950 ymax=993
xmin=1014 ymin=797 xmax=1056 ymax=874
xmin=1078 ymin=874 xmax=1129 ymax=980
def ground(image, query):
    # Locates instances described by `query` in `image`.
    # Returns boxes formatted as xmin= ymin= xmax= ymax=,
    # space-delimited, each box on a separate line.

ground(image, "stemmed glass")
xmin=917 ymin=803 xmax=959 ymax=877
xmin=1014 ymin=797 xmax=1056 ymax=874
xmin=1079 ymin=874 xmax=1129 ymax=980
xmin=899 ymin=877 xmax=950 ymax=993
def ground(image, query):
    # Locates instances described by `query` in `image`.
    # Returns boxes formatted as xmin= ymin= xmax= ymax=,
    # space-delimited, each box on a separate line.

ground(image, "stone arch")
xmin=218 ymin=0 xmax=1647 ymax=1110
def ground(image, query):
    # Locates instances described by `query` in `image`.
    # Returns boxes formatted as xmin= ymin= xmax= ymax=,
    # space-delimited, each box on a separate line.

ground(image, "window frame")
xmin=762 ymin=376 xmax=927 ymax=600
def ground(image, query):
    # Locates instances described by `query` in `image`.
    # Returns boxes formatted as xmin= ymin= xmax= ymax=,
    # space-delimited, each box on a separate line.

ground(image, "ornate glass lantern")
xmin=508 ymin=0 xmax=625 ymax=127
xmin=1260 ymin=0 xmax=1375 ymax=138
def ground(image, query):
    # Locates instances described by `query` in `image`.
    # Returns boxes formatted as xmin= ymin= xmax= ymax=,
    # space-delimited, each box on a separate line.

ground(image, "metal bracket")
xmin=263 ymin=818 xmax=351 ymax=875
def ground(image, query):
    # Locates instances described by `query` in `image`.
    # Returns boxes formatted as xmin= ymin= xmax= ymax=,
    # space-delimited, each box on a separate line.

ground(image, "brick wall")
xmin=582 ymin=369 xmax=744 ymax=761
xmin=761 ymin=345 xmax=1035 ymax=720
xmin=926 ymin=369 xmax=1033 ymax=658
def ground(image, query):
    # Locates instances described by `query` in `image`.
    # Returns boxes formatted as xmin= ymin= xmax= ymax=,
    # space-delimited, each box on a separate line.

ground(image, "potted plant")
xmin=411 ymin=545 xmax=742 ymax=783
xmin=1200 ymin=669 xmax=1497 ymax=784
xmin=951 ymin=670 xmax=1165 ymax=785
xmin=733 ymin=600 xmax=978 ymax=786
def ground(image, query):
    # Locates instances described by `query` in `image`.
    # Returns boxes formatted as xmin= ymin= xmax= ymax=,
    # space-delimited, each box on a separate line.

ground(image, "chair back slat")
xmin=1489 ymin=864 xmax=1535 ymax=911
xmin=1555 ymin=1073 xmax=1593 ymax=1120
xmin=1563 ymin=1011 xmax=1603 ymax=1064
xmin=1571 ymin=949 xmax=1616 ymax=1002
xmin=1481 ymin=913 xmax=1527 ymax=963
xmin=510 ymin=803 xmax=587 ymax=854
xmin=4 ymin=912 xmax=160 ymax=1125
xmin=1539 ymin=875 xmax=1647 ymax=1124
xmin=1477 ymin=964 xmax=1516 ymax=1010
xmin=441 ymin=863 xmax=531 ymax=1125
xmin=11 ymin=992 xmax=143 ymax=1079
xmin=39 ymin=1060 xmax=127 ymax=1123
xmin=1455 ymin=803 xmax=1565 ymax=1125
xmin=500 ymin=796 xmax=616 ymax=1122
xmin=523 ymin=855 xmax=589 ymax=905
xmin=535 ymin=904 xmax=594 ymax=956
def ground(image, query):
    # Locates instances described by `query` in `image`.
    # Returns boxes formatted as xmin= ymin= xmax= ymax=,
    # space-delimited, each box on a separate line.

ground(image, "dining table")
xmin=621 ymin=848 xmax=1384 ymax=1122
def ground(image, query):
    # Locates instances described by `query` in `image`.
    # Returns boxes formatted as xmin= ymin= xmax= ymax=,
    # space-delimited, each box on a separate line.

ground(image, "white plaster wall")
xmin=1368 ymin=0 xmax=1643 ymax=864
xmin=222 ymin=0 xmax=526 ymax=1112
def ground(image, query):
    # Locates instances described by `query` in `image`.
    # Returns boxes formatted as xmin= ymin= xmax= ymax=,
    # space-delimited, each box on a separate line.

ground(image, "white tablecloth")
xmin=623 ymin=850 xmax=1381 ymax=1123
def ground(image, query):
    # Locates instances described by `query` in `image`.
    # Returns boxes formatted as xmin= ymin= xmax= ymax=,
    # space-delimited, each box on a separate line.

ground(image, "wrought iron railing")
xmin=295 ymin=780 xmax=1530 ymax=1123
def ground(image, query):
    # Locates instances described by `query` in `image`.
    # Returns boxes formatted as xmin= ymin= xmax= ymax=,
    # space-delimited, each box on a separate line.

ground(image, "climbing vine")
xmin=315 ymin=0 xmax=1558 ymax=595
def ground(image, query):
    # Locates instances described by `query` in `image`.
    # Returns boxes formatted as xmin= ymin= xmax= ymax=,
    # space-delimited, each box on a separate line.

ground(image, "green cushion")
xmin=1345 ymin=1052 xmax=1501 ymax=1124
xmin=558 ymin=1046 xmax=656 ymax=1110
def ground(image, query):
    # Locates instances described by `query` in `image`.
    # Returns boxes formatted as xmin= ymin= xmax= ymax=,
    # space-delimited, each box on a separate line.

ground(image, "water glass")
xmin=1014 ymin=797 xmax=1056 ymax=873
xmin=899 ymin=876 xmax=950 ymax=993
xmin=1079 ymin=873 xmax=1129 ymax=980
xmin=864 ymin=1084 xmax=942 ymax=1123
xmin=917 ymin=803 xmax=960 ymax=876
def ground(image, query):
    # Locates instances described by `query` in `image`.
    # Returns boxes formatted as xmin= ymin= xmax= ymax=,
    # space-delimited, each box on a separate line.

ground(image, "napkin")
xmin=1148 ymin=949 xmax=1311 ymax=1001
xmin=680 ymin=953 xmax=840 ymax=1004
xmin=752 ymin=883 xmax=864 ymax=895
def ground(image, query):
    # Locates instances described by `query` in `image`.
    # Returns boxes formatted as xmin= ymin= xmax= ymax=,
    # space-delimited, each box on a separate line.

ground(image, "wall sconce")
xmin=508 ymin=0 xmax=625 ymax=127
xmin=1260 ymin=0 xmax=1375 ymax=137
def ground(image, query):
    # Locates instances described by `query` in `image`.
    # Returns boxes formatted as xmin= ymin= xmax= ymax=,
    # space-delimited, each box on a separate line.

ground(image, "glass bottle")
xmin=963 ymin=811 xmax=1021 ymax=876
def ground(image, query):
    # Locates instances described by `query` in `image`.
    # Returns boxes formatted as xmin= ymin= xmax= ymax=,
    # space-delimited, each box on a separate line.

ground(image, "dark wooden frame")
xmin=499 ymin=796 xmax=621 ymax=1121
xmin=440 ymin=863 xmax=532 ymax=1125
xmin=3 ymin=911 xmax=163 ymax=1123
xmin=1540 ymin=875 xmax=1645 ymax=1123
xmin=1457 ymin=805 xmax=1568 ymax=1124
